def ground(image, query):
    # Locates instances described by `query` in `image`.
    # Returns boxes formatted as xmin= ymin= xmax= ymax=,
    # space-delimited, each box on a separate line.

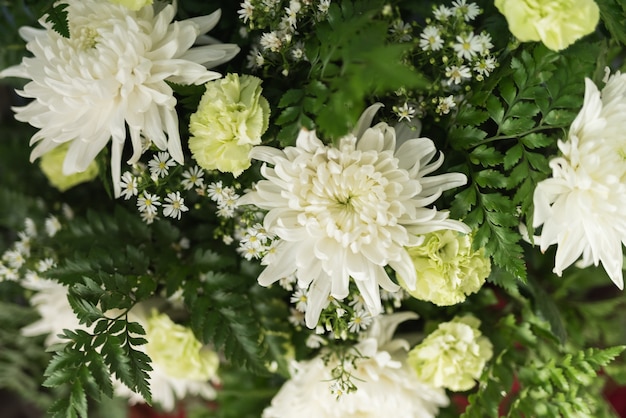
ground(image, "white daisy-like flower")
xmin=3 ymin=250 xmax=25 ymax=269
xmin=163 ymin=191 xmax=189 ymax=220
xmin=45 ymin=215 xmax=61 ymax=237
xmin=348 ymin=310 xmax=372 ymax=333
xmin=140 ymin=210 xmax=158 ymax=225
xmin=148 ymin=152 xmax=176 ymax=179
xmin=36 ymin=258 xmax=56 ymax=273
xmin=394 ymin=102 xmax=416 ymax=122
xmin=24 ymin=218 xmax=37 ymax=237
xmin=476 ymin=32 xmax=494 ymax=54
xmin=445 ymin=65 xmax=472 ymax=85
xmin=533 ymin=72 xmax=626 ymax=290
xmin=436 ymin=95 xmax=457 ymax=115
xmin=419 ymin=26 xmax=444 ymax=52
xmin=120 ymin=172 xmax=139 ymax=200
xmin=291 ymin=287 xmax=309 ymax=313
xmin=451 ymin=0 xmax=480 ymax=21
xmin=318 ymin=0 xmax=331 ymax=14
xmin=0 ymin=1 xmax=239 ymax=197
xmin=238 ymin=0 xmax=255 ymax=24
xmin=239 ymin=104 xmax=469 ymax=328
xmin=260 ymin=31 xmax=282 ymax=52
xmin=474 ymin=56 xmax=497 ymax=76
xmin=181 ymin=166 xmax=205 ymax=191
xmin=453 ymin=33 xmax=482 ymax=60
xmin=262 ymin=313 xmax=449 ymax=418
xmin=137 ymin=192 xmax=161 ymax=215
xmin=432 ymin=5 xmax=453 ymax=21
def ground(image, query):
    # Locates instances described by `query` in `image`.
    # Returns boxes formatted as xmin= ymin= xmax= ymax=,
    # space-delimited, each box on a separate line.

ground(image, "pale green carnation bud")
xmin=109 ymin=0 xmax=153 ymax=11
xmin=145 ymin=311 xmax=219 ymax=381
xmin=399 ymin=230 xmax=490 ymax=306
xmin=495 ymin=0 xmax=599 ymax=51
xmin=39 ymin=143 xmax=99 ymax=192
xmin=407 ymin=315 xmax=493 ymax=392
xmin=189 ymin=74 xmax=270 ymax=177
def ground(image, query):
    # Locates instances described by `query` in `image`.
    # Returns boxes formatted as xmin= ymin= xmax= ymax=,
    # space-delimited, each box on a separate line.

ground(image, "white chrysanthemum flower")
xmin=21 ymin=279 xmax=88 ymax=347
xmin=263 ymin=313 xmax=449 ymax=418
xmin=0 ymin=0 xmax=239 ymax=197
xmin=533 ymin=73 xmax=626 ymax=289
xmin=239 ymin=104 xmax=469 ymax=328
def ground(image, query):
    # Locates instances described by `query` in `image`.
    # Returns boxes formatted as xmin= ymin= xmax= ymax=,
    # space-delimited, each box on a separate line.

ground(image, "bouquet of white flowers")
xmin=1 ymin=0 xmax=626 ymax=417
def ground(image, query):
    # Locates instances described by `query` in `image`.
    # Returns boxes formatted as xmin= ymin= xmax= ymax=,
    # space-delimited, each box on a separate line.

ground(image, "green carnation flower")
xmin=39 ymin=143 xmax=99 ymax=192
xmin=399 ymin=230 xmax=490 ymax=306
xmin=495 ymin=0 xmax=599 ymax=51
xmin=145 ymin=311 xmax=219 ymax=381
xmin=407 ymin=315 xmax=493 ymax=392
xmin=109 ymin=0 xmax=153 ymax=11
xmin=189 ymin=73 xmax=270 ymax=177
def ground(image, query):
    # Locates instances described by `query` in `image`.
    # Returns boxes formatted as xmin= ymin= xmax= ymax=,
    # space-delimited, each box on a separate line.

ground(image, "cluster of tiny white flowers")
xmin=207 ymin=181 xmax=240 ymax=219
xmin=118 ymin=151 xmax=207 ymax=223
xmin=236 ymin=223 xmax=276 ymax=261
xmin=397 ymin=0 xmax=497 ymax=119
xmin=240 ymin=0 xmax=332 ymax=74
xmin=0 ymin=218 xmax=57 ymax=285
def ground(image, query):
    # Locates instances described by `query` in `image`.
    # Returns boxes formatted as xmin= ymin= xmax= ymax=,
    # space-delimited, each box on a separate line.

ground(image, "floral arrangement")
xmin=1 ymin=0 xmax=626 ymax=417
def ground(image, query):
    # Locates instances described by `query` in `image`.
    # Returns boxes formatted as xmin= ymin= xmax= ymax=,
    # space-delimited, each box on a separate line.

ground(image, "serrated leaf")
xmin=44 ymin=3 xmax=70 ymax=39
xmin=278 ymin=89 xmax=304 ymax=108
xmin=470 ymin=145 xmax=503 ymax=167
xmin=500 ymin=117 xmax=535 ymax=135
xmin=476 ymin=169 xmax=508 ymax=189
xmin=503 ymin=143 xmax=523 ymax=170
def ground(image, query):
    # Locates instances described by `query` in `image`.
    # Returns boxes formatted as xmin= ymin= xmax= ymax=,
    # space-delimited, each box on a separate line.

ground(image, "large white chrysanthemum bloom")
xmin=262 ymin=313 xmax=449 ymax=418
xmin=533 ymin=71 xmax=626 ymax=289
xmin=239 ymin=104 xmax=469 ymax=328
xmin=0 ymin=0 xmax=239 ymax=197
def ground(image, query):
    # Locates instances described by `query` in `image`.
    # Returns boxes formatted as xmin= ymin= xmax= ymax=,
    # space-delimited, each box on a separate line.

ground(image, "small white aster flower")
xmin=3 ymin=250 xmax=26 ymax=269
xmin=474 ymin=56 xmax=497 ymax=77
xmin=394 ymin=102 xmax=416 ymax=122
xmin=24 ymin=218 xmax=37 ymax=237
xmin=0 ymin=1 xmax=239 ymax=198
xmin=148 ymin=152 xmax=176 ymax=179
xmin=238 ymin=0 xmax=255 ymax=24
xmin=120 ymin=172 xmax=139 ymax=200
xmin=451 ymin=0 xmax=480 ymax=21
xmin=222 ymin=235 xmax=234 ymax=245
xmin=260 ymin=31 xmax=282 ymax=52
xmin=237 ymin=242 xmax=262 ymax=260
xmin=476 ymin=32 xmax=494 ymax=54
xmin=390 ymin=20 xmax=412 ymax=43
xmin=284 ymin=1 xmax=301 ymax=30
xmin=207 ymin=181 xmax=226 ymax=203
xmin=445 ymin=65 xmax=472 ymax=85
xmin=291 ymin=288 xmax=309 ymax=313
xmin=163 ymin=191 xmax=189 ymax=220
xmin=436 ymin=95 xmax=457 ymax=115
xmin=246 ymin=46 xmax=265 ymax=70
xmin=137 ymin=192 xmax=161 ymax=215
xmin=37 ymin=258 xmax=56 ymax=273
xmin=216 ymin=204 xmax=236 ymax=219
xmin=140 ymin=210 xmax=158 ymax=225
xmin=181 ymin=166 xmax=205 ymax=191
xmin=432 ymin=5 xmax=453 ymax=21
xmin=419 ymin=26 xmax=444 ymax=52
xmin=305 ymin=334 xmax=327 ymax=349
xmin=240 ymin=104 xmax=469 ymax=328
xmin=288 ymin=307 xmax=305 ymax=327
xmin=318 ymin=0 xmax=331 ymax=14
xmin=453 ymin=33 xmax=482 ymax=60
xmin=45 ymin=216 xmax=61 ymax=237
xmin=348 ymin=310 xmax=372 ymax=333
xmin=278 ymin=272 xmax=297 ymax=291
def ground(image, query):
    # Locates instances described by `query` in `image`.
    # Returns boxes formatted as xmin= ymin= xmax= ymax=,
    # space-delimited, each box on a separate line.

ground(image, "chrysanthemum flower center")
xmin=72 ymin=26 xmax=99 ymax=50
